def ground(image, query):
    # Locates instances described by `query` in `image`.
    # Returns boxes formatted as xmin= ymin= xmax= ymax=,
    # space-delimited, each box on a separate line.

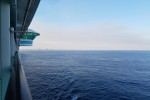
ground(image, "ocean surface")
xmin=20 ymin=50 xmax=150 ymax=100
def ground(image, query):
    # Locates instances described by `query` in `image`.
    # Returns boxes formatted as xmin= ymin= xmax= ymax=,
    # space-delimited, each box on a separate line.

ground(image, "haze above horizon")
xmin=21 ymin=0 xmax=150 ymax=50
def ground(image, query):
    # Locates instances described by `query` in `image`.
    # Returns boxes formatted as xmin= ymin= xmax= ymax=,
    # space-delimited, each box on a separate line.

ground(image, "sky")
xmin=21 ymin=0 xmax=150 ymax=50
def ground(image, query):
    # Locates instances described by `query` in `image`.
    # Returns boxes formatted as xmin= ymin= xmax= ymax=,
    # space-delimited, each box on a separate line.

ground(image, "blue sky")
xmin=22 ymin=0 xmax=150 ymax=50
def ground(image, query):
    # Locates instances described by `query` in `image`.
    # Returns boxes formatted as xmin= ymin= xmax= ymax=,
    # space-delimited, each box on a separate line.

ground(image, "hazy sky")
xmin=21 ymin=0 xmax=150 ymax=50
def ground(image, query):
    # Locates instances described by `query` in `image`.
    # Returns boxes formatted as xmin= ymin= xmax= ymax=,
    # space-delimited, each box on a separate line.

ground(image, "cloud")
xmin=26 ymin=20 xmax=150 ymax=50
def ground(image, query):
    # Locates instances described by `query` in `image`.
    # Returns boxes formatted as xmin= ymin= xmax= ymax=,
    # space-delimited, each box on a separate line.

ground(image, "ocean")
xmin=20 ymin=50 xmax=150 ymax=100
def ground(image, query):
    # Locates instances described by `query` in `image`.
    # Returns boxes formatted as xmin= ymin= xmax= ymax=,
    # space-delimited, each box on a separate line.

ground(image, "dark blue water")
xmin=20 ymin=50 xmax=150 ymax=100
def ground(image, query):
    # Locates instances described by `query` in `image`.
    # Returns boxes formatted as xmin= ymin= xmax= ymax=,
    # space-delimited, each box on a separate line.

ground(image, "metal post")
xmin=10 ymin=27 xmax=18 ymax=57
xmin=0 ymin=0 xmax=11 ymax=100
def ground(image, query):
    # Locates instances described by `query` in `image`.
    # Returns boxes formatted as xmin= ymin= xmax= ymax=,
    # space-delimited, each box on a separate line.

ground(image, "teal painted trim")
xmin=19 ymin=41 xmax=33 ymax=46
xmin=22 ymin=32 xmax=40 ymax=40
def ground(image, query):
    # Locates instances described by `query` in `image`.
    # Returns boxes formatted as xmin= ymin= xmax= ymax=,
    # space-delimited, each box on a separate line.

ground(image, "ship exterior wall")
xmin=0 ymin=0 xmax=11 ymax=100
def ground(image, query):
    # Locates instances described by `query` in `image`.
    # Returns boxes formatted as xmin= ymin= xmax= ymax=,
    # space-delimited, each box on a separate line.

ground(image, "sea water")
xmin=20 ymin=50 xmax=150 ymax=100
